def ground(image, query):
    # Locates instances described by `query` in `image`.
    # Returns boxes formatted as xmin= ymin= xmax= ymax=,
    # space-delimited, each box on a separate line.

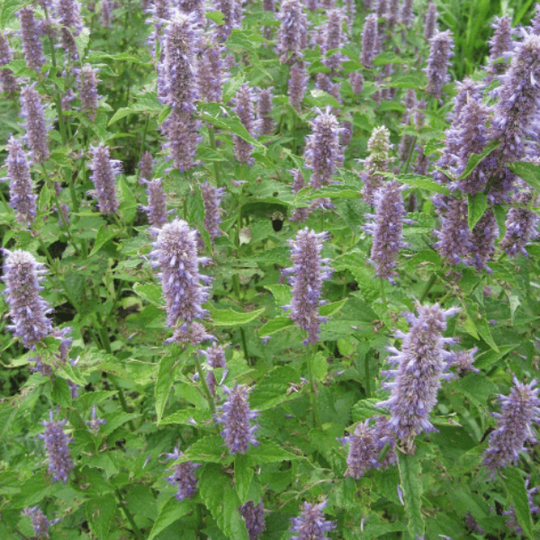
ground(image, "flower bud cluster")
xmin=89 ymin=143 xmax=121 ymax=215
xmin=165 ymin=448 xmax=199 ymax=501
xmin=290 ymin=500 xmax=335 ymax=540
xmin=201 ymin=181 xmax=225 ymax=242
xmin=240 ymin=501 xmax=266 ymax=540
xmin=39 ymin=412 xmax=74 ymax=483
xmin=0 ymin=32 xmax=18 ymax=94
xmin=20 ymin=84 xmax=50 ymax=164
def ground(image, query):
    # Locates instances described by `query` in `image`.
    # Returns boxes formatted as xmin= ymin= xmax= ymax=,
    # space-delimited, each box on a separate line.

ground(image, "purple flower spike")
xmin=240 ymin=501 xmax=266 ymax=540
xmin=304 ymin=107 xmax=343 ymax=189
xmin=197 ymin=42 xmax=225 ymax=103
xmin=101 ymin=0 xmax=114 ymax=28
xmin=214 ymin=0 xmax=241 ymax=42
xmin=288 ymin=62 xmax=308 ymax=111
xmin=161 ymin=110 xmax=201 ymax=173
xmin=4 ymin=136 xmax=37 ymax=225
xmin=139 ymin=151 xmax=154 ymax=182
xmin=19 ymin=7 xmax=45 ymax=72
xmin=142 ymin=178 xmax=168 ymax=228
xmin=79 ymin=64 xmax=100 ymax=120
xmin=360 ymin=13 xmax=378 ymax=68
xmin=56 ymin=0 xmax=84 ymax=59
xmin=89 ymin=144 xmax=121 ymax=215
xmin=234 ymin=83 xmax=256 ymax=165
xmin=257 ymin=88 xmax=275 ymax=136
xmin=217 ymin=385 xmax=259 ymax=455
xmin=364 ymin=181 xmax=407 ymax=283
xmin=20 ymin=85 xmax=50 ymax=165
xmin=434 ymin=197 xmax=471 ymax=266
xmin=290 ymin=500 xmax=336 ymax=540
xmin=22 ymin=507 xmax=60 ymax=538
xmin=151 ymin=218 xmax=211 ymax=331
xmin=165 ymin=448 xmax=199 ymax=501
xmin=488 ymin=15 xmax=514 ymax=75
xmin=323 ymin=9 xmax=345 ymax=73
xmin=425 ymin=30 xmax=454 ymax=99
xmin=202 ymin=182 xmax=225 ymax=242
xmin=469 ymin=209 xmax=498 ymax=271
xmin=401 ymin=0 xmax=414 ymax=29
xmin=290 ymin=169 xmax=310 ymax=223
xmin=201 ymin=343 xmax=227 ymax=395
xmin=284 ymin=228 xmax=332 ymax=345
xmin=277 ymin=0 xmax=306 ymax=64
xmin=39 ymin=412 xmax=74 ymax=483
xmin=483 ymin=376 xmax=540 ymax=472
xmin=424 ymin=2 xmax=438 ymax=40
xmin=349 ymin=72 xmax=364 ymax=94
xmin=0 ymin=32 xmax=18 ymax=94
xmin=3 ymin=250 xmax=53 ymax=349
xmin=377 ymin=304 xmax=459 ymax=452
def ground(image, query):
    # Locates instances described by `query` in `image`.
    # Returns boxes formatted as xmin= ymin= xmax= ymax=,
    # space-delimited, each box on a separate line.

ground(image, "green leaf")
xmin=476 ymin=317 xmax=499 ymax=352
xmin=250 ymin=366 xmax=302 ymax=410
xmin=155 ymin=355 xmax=184 ymax=424
xmin=133 ymin=282 xmax=163 ymax=307
xmin=509 ymin=161 xmax=540 ymax=193
xmin=457 ymin=141 xmax=501 ymax=180
xmin=503 ymin=467 xmax=534 ymax=539
xmin=75 ymin=27 xmax=91 ymax=61
xmin=467 ymin=192 xmax=488 ymax=231
xmin=39 ymin=182 xmax=51 ymax=211
xmin=51 ymin=377 xmax=72 ymax=407
xmin=264 ymin=284 xmax=291 ymax=306
xmin=373 ymin=52 xmax=409 ymax=65
xmin=1 ymin=0 xmax=24 ymax=27
xmin=90 ymin=225 xmax=118 ymax=256
xmin=160 ymin=408 xmax=212 ymax=426
xmin=108 ymin=107 xmax=132 ymax=126
xmin=351 ymin=398 xmax=381 ymax=422
xmin=234 ymin=454 xmax=253 ymax=505
xmin=182 ymin=435 xmax=231 ymax=464
xmin=86 ymin=494 xmax=116 ymax=540
xmin=398 ymin=453 xmax=424 ymax=540
xmin=395 ymin=174 xmax=452 ymax=195
xmin=320 ymin=298 xmax=348 ymax=317
xmin=148 ymin=498 xmax=190 ymax=540
xmin=387 ymin=74 xmax=426 ymax=89
xmin=208 ymin=306 xmax=265 ymax=326
xmin=246 ymin=440 xmax=301 ymax=464
xmin=474 ymin=344 xmax=517 ymax=369
xmin=206 ymin=9 xmax=225 ymax=24
xmin=307 ymin=89 xmax=342 ymax=108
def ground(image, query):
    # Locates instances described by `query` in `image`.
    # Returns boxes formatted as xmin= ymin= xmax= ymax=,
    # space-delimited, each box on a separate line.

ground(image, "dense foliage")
xmin=1 ymin=0 xmax=540 ymax=538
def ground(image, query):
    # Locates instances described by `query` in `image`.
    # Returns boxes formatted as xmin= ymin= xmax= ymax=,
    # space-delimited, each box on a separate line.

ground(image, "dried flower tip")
xmin=217 ymin=385 xmax=259 ymax=455
xmin=39 ymin=411 xmax=74 ymax=483
xmin=89 ymin=144 xmax=121 ymax=214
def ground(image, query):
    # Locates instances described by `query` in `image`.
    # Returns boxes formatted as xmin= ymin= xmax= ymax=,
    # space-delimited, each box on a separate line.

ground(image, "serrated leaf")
xmin=133 ymin=282 xmax=163 ymax=307
xmin=108 ymin=107 xmax=132 ymax=126
xmin=307 ymin=89 xmax=342 ymax=108
xmin=320 ymin=298 xmax=348 ymax=317
xmin=468 ymin=193 xmax=488 ymax=231
xmin=246 ymin=440 xmax=301 ymax=464
xmin=86 ymin=494 xmax=116 ymax=540
xmin=148 ymin=498 xmax=190 ymax=540
xmin=373 ymin=52 xmax=409 ymax=65
xmin=503 ymin=467 xmax=534 ymax=539
xmin=51 ymin=377 xmax=72 ymax=407
xmin=160 ymin=408 xmax=212 ymax=426
xmin=250 ymin=366 xmax=302 ymax=410
xmin=208 ymin=306 xmax=265 ymax=326
xmin=395 ymin=174 xmax=451 ymax=195
xmin=155 ymin=355 xmax=184 ymax=424
xmin=75 ymin=27 xmax=90 ymax=61
xmin=387 ymin=74 xmax=425 ymax=88
xmin=234 ymin=454 xmax=253 ymax=505
xmin=457 ymin=141 xmax=501 ymax=180
xmin=351 ymin=398 xmax=380 ymax=422
xmin=509 ymin=161 xmax=540 ymax=193
xmin=90 ymin=225 xmax=118 ymax=256
xmin=206 ymin=9 xmax=225 ymax=24
xmin=398 ymin=453 xmax=424 ymax=539
xmin=181 ymin=435 xmax=231 ymax=464
xmin=264 ymin=284 xmax=291 ymax=306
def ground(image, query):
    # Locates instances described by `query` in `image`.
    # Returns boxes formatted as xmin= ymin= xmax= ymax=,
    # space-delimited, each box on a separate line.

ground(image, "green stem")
xmin=379 ymin=277 xmax=389 ymax=318
xmin=306 ymin=344 xmax=321 ymax=428
xmin=115 ymin=488 xmax=144 ymax=540
xmin=419 ymin=273 xmax=437 ymax=303
xmin=402 ymin=135 xmax=417 ymax=173
xmin=13 ymin=526 xmax=29 ymax=540
xmin=207 ymin=125 xmax=221 ymax=182
xmin=194 ymin=354 xmax=215 ymax=413
xmin=364 ymin=349 xmax=371 ymax=398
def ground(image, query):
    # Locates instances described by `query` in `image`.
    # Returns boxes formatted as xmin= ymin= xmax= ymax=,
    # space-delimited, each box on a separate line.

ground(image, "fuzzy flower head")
xmin=469 ymin=209 xmax=498 ymax=271
xmin=4 ymin=136 xmax=37 ymax=225
xmin=483 ymin=376 xmax=540 ymax=471
xmin=257 ymin=88 xmax=275 ymax=136
xmin=197 ymin=42 xmax=225 ymax=103
xmin=425 ymin=30 xmax=454 ymax=99
xmin=424 ymin=2 xmax=438 ymax=40
xmin=161 ymin=110 xmax=201 ymax=173
xmin=217 ymin=385 xmax=259 ymax=455
xmin=19 ymin=7 xmax=45 ymax=72
xmin=56 ymin=0 xmax=84 ymax=59
xmin=304 ymin=107 xmax=343 ymax=189
xmin=434 ymin=197 xmax=471 ymax=266
xmin=89 ymin=143 xmax=121 ymax=214
xmin=214 ymin=0 xmax=241 ymax=42
xmin=201 ymin=343 xmax=227 ymax=395
xmin=151 ymin=218 xmax=211 ymax=331
xmin=488 ymin=15 xmax=515 ymax=75
xmin=79 ymin=64 xmax=100 ymax=119
xmin=290 ymin=500 xmax=336 ymax=540
xmin=39 ymin=412 xmax=74 ymax=483
xmin=360 ymin=125 xmax=392 ymax=204
xmin=165 ymin=448 xmax=199 ymax=501
xmin=277 ymin=0 xmax=306 ymax=64
xmin=360 ymin=13 xmax=378 ymax=68
xmin=20 ymin=84 xmax=50 ymax=165
xmin=377 ymin=304 xmax=459 ymax=452
xmin=240 ymin=501 xmax=266 ymax=540
xmin=201 ymin=181 xmax=225 ymax=242
xmin=0 ymin=32 xmax=18 ymax=95
xmin=141 ymin=178 xmax=168 ymax=228
xmin=22 ymin=507 xmax=60 ymax=539
xmin=364 ymin=181 xmax=407 ymax=283
xmin=283 ymin=229 xmax=332 ymax=345
xmin=3 ymin=250 xmax=53 ymax=349
xmin=288 ymin=61 xmax=308 ymax=111
xmin=234 ymin=83 xmax=256 ymax=165
xmin=139 ymin=151 xmax=154 ymax=182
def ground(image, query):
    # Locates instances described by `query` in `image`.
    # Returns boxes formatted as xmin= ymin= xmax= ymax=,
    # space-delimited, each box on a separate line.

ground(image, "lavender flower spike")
xmin=200 ymin=343 xmax=227 ymax=395
xmin=424 ymin=2 xmax=438 ymax=40
xmin=377 ymin=303 xmax=459 ymax=452
xmin=19 ymin=7 xmax=45 ymax=72
xmin=86 ymin=406 xmax=106 ymax=431
xmin=79 ymin=64 xmax=100 ymax=120
xmin=197 ymin=42 xmax=225 ymax=103
xmin=364 ymin=181 xmax=407 ymax=283
xmin=39 ymin=412 xmax=74 ymax=483
xmin=20 ymin=85 xmax=50 ymax=164
xmin=217 ymin=384 xmax=259 ymax=455
xmin=487 ymin=15 xmax=514 ymax=75
xmin=290 ymin=500 xmax=336 ymax=540
xmin=288 ymin=62 xmax=308 ymax=112
xmin=139 ymin=151 xmax=154 ymax=182
xmin=277 ymin=0 xmax=306 ymax=64
xmin=284 ymin=228 xmax=332 ymax=345
xmin=257 ymin=88 xmax=275 ymax=136
xmin=360 ymin=13 xmax=378 ymax=68
xmin=425 ymin=30 xmax=454 ymax=99
xmin=141 ymin=178 xmax=168 ymax=228
xmin=56 ymin=0 xmax=84 ymax=59
xmin=342 ymin=420 xmax=380 ymax=478
xmin=240 ymin=501 xmax=266 ymax=540
xmin=234 ymin=83 xmax=256 ymax=165
xmin=304 ymin=107 xmax=343 ymax=189
xmin=151 ymin=218 xmax=211 ymax=330
xmin=483 ymin=376 xmax=540 ymax=471
xmin=201 ymin=181 xmax=225 ymax=242
xmin=3 ymin=250 xmax=53 ymax=349
xmin=4 ymin=136 xmax=37 ymax=225
xmin=165 ymin=448 xmax=199 ymax=501
xmin=22 ymin=507 xmax=60 ymax=538
xmin=89 ymin=143 xmax=121 ymax=214
xmin=0 ymin=32 xmax=18 ymax=94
